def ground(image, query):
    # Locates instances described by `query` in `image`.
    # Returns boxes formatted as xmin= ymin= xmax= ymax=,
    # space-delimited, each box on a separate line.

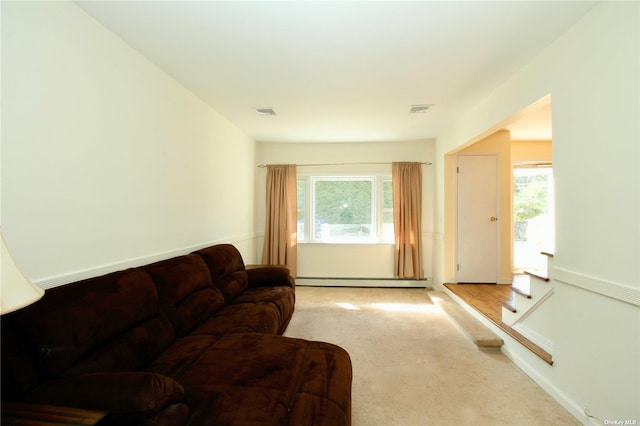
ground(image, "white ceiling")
xmin=77 ymin=1 xmax=595 ymax=143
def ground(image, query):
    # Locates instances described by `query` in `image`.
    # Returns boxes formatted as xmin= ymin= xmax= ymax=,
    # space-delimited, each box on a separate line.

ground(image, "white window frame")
xmin=296 ymin=173 xmax=393 ymax=244
xmin=380 ymin=178 xmax=394 ymax=242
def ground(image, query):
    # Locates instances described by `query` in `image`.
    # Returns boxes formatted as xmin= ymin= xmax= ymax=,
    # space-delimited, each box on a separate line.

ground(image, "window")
xmin=382 ymin=179 xmax=394 ymax=241
xmin=297 ymin=175 xmax=393 ymax=243
xmin=297 ymin=179 xmax=305 ymax=241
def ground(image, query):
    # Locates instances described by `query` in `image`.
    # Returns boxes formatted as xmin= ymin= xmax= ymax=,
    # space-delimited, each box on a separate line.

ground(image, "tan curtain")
xmin=392 ymin=162 xmax=424 ymax=279
xmin=262 ymin=164 xmax=297 ymax=277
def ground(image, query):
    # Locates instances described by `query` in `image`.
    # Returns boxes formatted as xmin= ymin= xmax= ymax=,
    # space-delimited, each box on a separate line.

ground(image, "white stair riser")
xmin=506 ymin=286 xmax=553 ymax=322
xmin=504 ymin=269 xmax=554 ymax=326
xmin=502 ymin=307 xmax=519 ymax=326
xmin=513 ymin=323 xmax=555 ymax=354
xmin=529 ymin=276 xmax=551 ymax=295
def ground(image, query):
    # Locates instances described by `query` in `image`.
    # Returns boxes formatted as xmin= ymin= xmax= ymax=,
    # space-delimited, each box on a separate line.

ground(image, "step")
xmin=525 ymin=269 xmax=550 ymax=282
xmin=428 ymin=291 xmax=503 ymax=351
xmin=499 ymin=299 xmax=516 ymax=313
xmin=511 ymin=286 xmax=532 ymax=299
xmin=501 ymin=306 xmax=519 ymax=326
xmin=500 ymin=322 xmax=554 ymax=365
xmin=442 ymin=284 xmax=554 ymax=365
xmin=511 ymin=274 xmax=531 ymax=297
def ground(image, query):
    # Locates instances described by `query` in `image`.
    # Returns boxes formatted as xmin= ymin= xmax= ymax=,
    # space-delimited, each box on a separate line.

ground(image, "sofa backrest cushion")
xmin=193 ymin=245 xmax=248 ymax=303
xmin=7 ymin=268 xmax=175 ymax=380
xmin=216 ymin=270 xmax=250 ymax=304
xmin=145 ymin=254 xmax=226 ymax=337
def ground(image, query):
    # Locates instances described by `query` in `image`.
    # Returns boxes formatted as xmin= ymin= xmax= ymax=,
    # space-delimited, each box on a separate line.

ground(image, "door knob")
xmin=490 ymin=216 xmax=498 ymax=222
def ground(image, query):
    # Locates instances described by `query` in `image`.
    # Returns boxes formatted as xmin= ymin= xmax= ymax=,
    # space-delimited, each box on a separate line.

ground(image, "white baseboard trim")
xmin=499 ymin=343 xmax=589 ymax=425
xmin=35 ymin=233 xmax=258 ymax=290
xmin=297 ymin=277 xmax=430 ymax=288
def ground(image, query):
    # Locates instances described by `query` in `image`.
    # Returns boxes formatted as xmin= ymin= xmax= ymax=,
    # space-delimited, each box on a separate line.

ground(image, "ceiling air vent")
xmin=409 ymin=104 xmax=433 ymax=114
xmin=255 ymin=107 xmax=276 ymax=116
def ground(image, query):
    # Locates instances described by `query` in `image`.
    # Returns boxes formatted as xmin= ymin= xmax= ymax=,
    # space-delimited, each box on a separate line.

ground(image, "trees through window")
xmin=297 ymin=175 xmax=393 ymax=243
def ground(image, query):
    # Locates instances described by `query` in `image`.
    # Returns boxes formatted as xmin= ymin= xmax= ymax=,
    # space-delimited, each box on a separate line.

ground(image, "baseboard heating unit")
xmin=296 ymin=277 xmax=430 ymax=288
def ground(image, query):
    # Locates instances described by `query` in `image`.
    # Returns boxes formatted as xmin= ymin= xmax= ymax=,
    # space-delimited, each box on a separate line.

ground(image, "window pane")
xmin=382 ymin=222 xmax=395 ymax=242
xmin=297 ymin=180 xmax=305 ymax=241
xmin=383 ymin=210 xmax=394 ymax=242
xmin=313 ymin=179 xmax=373 ymax=242
xmin=297 ymin=180 xmax=305 ymax=210
xmin=382 ymin=180 xmax=394 ymax=242
xmin=383 ymin=180 xmax=393 ymax=209
xmin=513 ymin=168 xmax=554 ymax=271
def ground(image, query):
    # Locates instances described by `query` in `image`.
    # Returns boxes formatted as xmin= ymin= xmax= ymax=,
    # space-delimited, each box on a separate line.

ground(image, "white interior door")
xmin=457 ymin=155 xmax=499 ymax=283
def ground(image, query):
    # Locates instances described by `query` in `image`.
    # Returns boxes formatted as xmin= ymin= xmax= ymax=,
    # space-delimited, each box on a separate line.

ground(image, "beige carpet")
xmin=283 ymin=286 xmax=579 ymax=426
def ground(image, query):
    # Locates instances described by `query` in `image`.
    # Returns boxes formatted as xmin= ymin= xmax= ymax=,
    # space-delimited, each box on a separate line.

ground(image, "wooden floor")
xmin=443 ymin=281 xmax=553 ymax=365
xmin=443 ymin=283 xmax=512 ymax=324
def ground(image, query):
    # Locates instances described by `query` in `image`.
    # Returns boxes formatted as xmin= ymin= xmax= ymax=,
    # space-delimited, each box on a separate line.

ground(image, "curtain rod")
xmin=258 ymin=161 xmax=432 ymax=168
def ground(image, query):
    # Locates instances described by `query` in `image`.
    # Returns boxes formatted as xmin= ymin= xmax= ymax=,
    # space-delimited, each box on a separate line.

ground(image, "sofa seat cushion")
xmin=145 ymin=255 xmax=226 ymax=337
xmin=145 ymin=336 xmax=219 ymax=381
xmin=230 ymin=286 xmax=295 ymax=333
xmin=189 ymin=303 xmax=281 ymax=338
xmin=173 ymin=334 xmax=352 ymax=426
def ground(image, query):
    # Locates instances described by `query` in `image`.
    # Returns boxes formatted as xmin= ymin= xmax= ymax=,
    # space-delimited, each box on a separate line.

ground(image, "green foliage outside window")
xmin=314 ymin=180 xmax=372 ymax=224
xmin=297 ymin=181 xmax=305 ymax=210
xmin=383 ymin=180 xmax=393 ymax=224
xmin=297 ymin=176 xmax=393 ymax=243
xmin=514 ymin=174 xmax=549 ymax=222
xmin=383 ymin=180 xmax=393 ymax=209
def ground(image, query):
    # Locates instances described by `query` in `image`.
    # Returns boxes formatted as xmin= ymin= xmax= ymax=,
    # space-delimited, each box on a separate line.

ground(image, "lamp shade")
xmin=1 ymin=232 xmax=44 ymax=314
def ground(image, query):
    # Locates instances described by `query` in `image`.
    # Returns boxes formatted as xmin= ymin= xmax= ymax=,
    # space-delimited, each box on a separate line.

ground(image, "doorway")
xmin=513 ymin=165 xmax=554 ymax=273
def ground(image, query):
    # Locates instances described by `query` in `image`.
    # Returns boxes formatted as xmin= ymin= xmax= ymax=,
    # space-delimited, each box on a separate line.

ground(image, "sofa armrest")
xmin=246 ymin=265 xmax=295 ymax=289
xmin=25 ymin=372 xmax=187 ymax=425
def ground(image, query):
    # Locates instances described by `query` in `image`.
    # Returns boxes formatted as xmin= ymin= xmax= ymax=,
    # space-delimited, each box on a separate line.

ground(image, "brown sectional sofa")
xmin=1 ymin=244 xmax=352 ymax=425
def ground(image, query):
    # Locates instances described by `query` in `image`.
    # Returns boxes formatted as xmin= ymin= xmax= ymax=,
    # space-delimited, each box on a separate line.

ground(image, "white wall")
xmin=256 ymin=140 xmax=435 ymax=281
xmin=434 ymin=2 xmax=639 ymax=422
xmin=1 ymin=2 xmax=257 ymax=287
